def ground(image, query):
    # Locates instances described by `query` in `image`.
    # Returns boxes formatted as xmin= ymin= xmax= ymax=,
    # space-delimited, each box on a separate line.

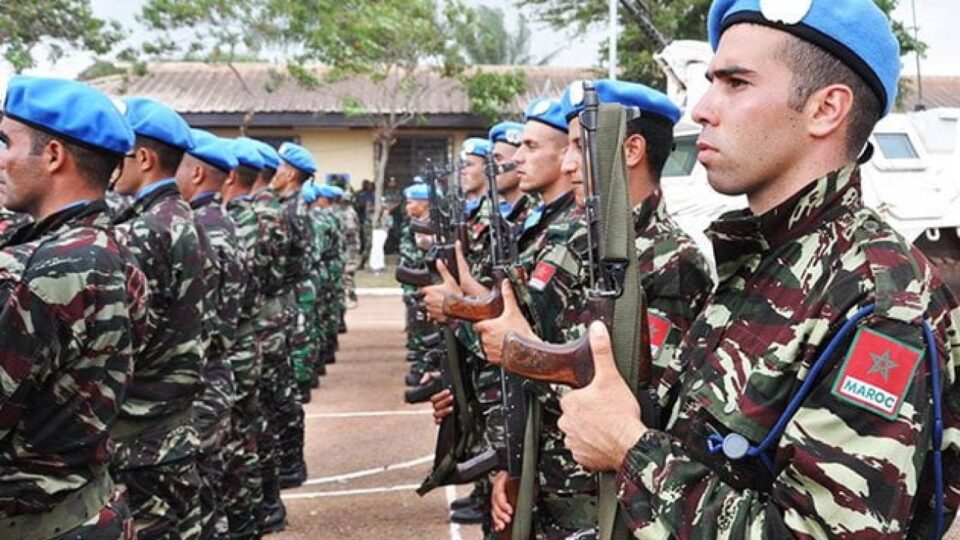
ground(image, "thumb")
xmin=436 ymin=258 xmax=454 ymax=285
xmin=588 ymin=321 xmax=618 ymax=382
xmin=501 ymin=279 xmax=519 ymax=314
xmin=455 ymin=241 xmax=471 ymax=276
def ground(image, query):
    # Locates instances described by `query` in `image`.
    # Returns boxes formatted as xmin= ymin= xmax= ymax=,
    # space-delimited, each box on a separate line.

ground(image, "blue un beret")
xmin=488 ymin=122 xmax=525 ymax=147
xmin=188 ymin=129 xmax=238 ymax=173
xmin=560 ymin=79 xmax=682 ymax=125
xmin=302 ymin=182 xmax=319 ymax=204
xmin=708 ymin=0 xmax=900 ymax=116
xmin=123 ymin=97 xmax=195 ymax=151
xmin=3 ymin=76 xmax=134 ymax=156
xmin=524 ymin=98 xmax=568 ymax=133
xmin=238 ymin=137 xmax=280 ymax=170
xmin=278 ymin=142 xmax=318 ymax=176
xmin=316 ymin=184 xmax=341 ymax=200
xmin=404 ymin=184 xmax=431 ymax=201
xmin=461 ymin=138 xmax=492 ymax=160
xmin=228 ymin=138 xmax=265 ymax=170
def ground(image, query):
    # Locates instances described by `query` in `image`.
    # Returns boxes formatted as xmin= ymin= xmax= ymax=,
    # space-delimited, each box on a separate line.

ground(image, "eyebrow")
xmin=705 ymin=66 xmax=756 ymax=82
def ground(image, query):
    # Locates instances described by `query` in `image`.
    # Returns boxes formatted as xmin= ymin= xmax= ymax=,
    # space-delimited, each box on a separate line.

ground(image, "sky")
xmin=6 ymin=0 xmax=959 ymax=79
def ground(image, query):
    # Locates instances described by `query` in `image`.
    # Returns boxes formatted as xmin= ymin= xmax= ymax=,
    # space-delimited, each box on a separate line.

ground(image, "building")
xmin=90 ymin=62 xmax=593 ymax=189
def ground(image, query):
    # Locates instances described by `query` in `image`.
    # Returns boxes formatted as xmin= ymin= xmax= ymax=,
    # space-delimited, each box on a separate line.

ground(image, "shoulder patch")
xmin=831 ymin=327 xmax=924 ymax=419
xmin=528 ymin=261 xmax=556 ymax=292
xmin=647 ymin=313 xmax=672 ymax=359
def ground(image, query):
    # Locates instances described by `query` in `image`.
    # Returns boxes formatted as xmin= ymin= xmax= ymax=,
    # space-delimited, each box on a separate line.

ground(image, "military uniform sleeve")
xmin=616 ymin=316 xmax=960 ymax=538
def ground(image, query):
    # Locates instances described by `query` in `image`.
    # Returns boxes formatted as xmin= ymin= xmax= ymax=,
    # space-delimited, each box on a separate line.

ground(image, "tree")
xmin=0 ymin=0 xmax=124 ymax=73
xmin=459 ymin=6 xmax=548 ymax=66
xmin=522 ymin=0 xmax=925 ymax=104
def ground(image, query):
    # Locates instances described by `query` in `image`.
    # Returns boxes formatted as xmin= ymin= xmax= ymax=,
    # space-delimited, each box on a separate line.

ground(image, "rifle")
xmin=410 ymin=218 xmax=436 ymax=235
xmin=618 ymin=0 xmax=687 ymax=96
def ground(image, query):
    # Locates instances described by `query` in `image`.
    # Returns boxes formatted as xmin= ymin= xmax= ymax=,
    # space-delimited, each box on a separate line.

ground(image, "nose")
xmin=560 ymin=146 xmax=580 ymax=176
xmin=691 ymin=84 xmax=719 ymax=127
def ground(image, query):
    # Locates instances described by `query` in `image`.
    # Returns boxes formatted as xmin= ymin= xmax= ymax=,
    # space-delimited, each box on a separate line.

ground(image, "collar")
xmin=135 ymin=177 xmax=177 ymax=202
xmin=523 ymin=190 xmax=574 ymax=233
xmin=707 ymin=164 xmax=862 ymax=273
xmin=7 ymin=199 xmax=107 ymax=245
xmin=189 ymin=190 xmax=219 ymax=209
xmin=631 ymin=188 xmax=667 ymax=233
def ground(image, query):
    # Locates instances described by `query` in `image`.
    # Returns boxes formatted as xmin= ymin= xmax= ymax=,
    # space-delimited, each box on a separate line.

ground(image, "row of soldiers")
xmin=400 ymin=0 xmax=960 ymax=538
xmin=0 ymin=75 xmax=357 ymax=540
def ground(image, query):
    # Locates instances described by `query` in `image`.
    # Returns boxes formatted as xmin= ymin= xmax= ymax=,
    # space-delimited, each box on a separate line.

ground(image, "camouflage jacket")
xmin=632 ymin=189 xmax=715 ymax=383
xmin=191 ymin=191 xmax=245 ymax=355
xmin=111 ymin=179 xmax=206 ymax=467
xmin=280 ymin=189 xmax=316 ymax=286
xmin=0 ymin=207 xmax=31 ymax=245
xmin=333 ymin=203 xmax=362 ymax=271
xmin=619 ymin=165 xmax=960 ymax=538
xmin=226 ymin=194 xmax=261 ymax=330
xmin=311 ymin=206 xmax=342 ymax=285
xmin=0 ymin=200 xmax=149 ymax=517
xmin=503 ymin=192 xmax=539 ymax=241
xmin=252 ymin=187 xmax=288 ymax=298
xmin=465 ymin=195 xmax=495 ymax=286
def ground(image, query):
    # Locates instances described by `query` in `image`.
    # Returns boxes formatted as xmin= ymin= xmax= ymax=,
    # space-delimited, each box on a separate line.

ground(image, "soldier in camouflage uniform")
xmin=321 ymin=188 xmax=346 ymax=365
xmin=243 ymin=138 xmax=290 ymax=532
xmin=110 ymin=97 xmax=207 ymax=540
xmin=176 ymin=130 xmax=246 ymax=540
xmin=399 ymin=184 xmax=439 ymax=384
xmin=335 ymin=192 xmax=363 ymax=309
xmin=310 ymin=185 xmax=344 ymax=378
xmin=273 ymin=142 xmax=318 ymax=488
xmin=220 ymin=139 xmax=269 ymax=538
xmin=0 ymin=205 xmax=31 ymax=243
xmin=0 ymin=76 xmax=148 ymax=540
xmin=558 ymin=2 xmax=960 ymax=538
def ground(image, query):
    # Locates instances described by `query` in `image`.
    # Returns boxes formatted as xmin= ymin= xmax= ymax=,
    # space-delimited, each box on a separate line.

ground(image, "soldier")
xmin=312 ymin=184 xmax=345 ymax=375
xmin=322 ymin=186 xmax=347 ymax=364
xmin=488 ymin=121 xmax=539 ymax=226
xmin=558 ymin=0 xmax=960 ymax=537
xmin=0 ymin=205 xmax=31 ymax=243
xmin=0 ymin=76 xmax=148 ymax=540
xmin=175 ymin=129 xmax=245 ymax=539
xmin=221 ymin=137 xmax=271 ymax=536
xmin=399 ymin=183 xmax=439 ymax=385
xmin=110 ymin=97 xmax=206 ymax=540
xmin=334 ymin=188 xmax=363 ymax=310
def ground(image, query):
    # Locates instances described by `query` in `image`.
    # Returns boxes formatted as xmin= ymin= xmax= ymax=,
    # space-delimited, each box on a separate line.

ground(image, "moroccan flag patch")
xmin=528 ymin=262 xmax=556 ymax=291
xmin=647 ymin=313 xmax=672 ymax=359
xmin=831 ymin=327 xmax=924 ymax=419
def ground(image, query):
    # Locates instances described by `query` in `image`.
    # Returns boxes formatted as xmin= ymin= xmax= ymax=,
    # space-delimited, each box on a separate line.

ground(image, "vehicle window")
xmin=875 ymin=133 xmax=919 ymax=160
xmin=663 ymin=135 xmax=698 ymax=177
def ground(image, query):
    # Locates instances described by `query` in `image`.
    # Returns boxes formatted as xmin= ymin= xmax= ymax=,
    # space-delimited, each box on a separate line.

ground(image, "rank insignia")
xmin=831 ymin=327 xmax=923 ymax=419
xmin=647 ymin=313 xmax=672 ymax=359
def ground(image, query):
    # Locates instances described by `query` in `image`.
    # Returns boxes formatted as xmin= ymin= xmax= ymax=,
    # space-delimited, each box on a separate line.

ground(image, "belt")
xmin=0 ymin=473 xmax=113 ymax=540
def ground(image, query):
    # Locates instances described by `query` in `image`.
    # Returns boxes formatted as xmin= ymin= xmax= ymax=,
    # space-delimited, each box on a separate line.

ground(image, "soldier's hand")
xmin=559 ymin=321 xmax=647 ymax=472
xmin=429 ymin=389 xmax=453 ymax=425
xmin=490 ymin=470 xmax=514 ymax=531
xmin=420 ymin=259 xmax=461 ymax=323
xmin=474 ymin=280 xmax=535 ymax=365
xmin=454 ymin=241 xmax=488 ymax=297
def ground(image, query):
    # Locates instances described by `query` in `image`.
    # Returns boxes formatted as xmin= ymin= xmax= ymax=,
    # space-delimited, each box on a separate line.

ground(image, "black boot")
xmin=260 ymin=500 xmax=287 ymax=534
xmin=279 ymin=462 xmax=307 ymax=489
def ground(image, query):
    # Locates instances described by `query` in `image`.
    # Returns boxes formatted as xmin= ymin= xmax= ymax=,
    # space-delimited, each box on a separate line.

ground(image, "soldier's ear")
xmin=623 ymin=133 xmax=647 ymax=168
xmin=191 ymin=165 xmax=204 ymax=186
xmin=43 ymin=138 xmax=68 ymax=174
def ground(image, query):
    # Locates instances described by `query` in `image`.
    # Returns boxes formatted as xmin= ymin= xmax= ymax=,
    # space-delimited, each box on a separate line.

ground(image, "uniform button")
xmin=723 ymin=401 xmax=737 ymax=414
xmin=863 ymin=220 xmax=879 ymax=233
xmin=692 ymin=380 xmax=704 ymax=390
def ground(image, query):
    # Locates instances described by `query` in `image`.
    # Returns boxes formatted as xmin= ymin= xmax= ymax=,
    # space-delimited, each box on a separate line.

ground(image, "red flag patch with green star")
xmin=831 ymin=327 xmax=924 ymax=420
xmin=647 ymin=313 xmax=672 ymax=359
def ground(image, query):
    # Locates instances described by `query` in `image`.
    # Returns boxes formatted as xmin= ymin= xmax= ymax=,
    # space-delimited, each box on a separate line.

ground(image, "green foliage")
xmin=460 ymin=69 xmax=527 ymax=124
xmin=458 ymin=6 xmax=542 ymax=65
xmin=0 ymin=0 xmax=124 ymax=73
xmin=77 ymin=58 xmax=124 ymax=80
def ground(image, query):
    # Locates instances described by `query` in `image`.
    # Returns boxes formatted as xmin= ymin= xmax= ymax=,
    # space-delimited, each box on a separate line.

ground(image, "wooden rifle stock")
xmin=442 ymin=287 xmax=504 ymax=322
xmin=501 ymin=332 xmax=595 ymax=389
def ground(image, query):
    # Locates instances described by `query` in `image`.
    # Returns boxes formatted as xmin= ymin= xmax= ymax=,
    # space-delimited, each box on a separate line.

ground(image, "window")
xmin=874 ymin=133 xmax=919 ymax=160
xmin=663 ymin=135 xmax=699 ymax=177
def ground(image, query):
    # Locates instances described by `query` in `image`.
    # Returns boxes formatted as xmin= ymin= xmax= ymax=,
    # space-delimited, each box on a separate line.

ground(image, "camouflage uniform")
xmin=618 ymin=166 xmax=960 ymax=538
xmin=278 ymin=189 xmax=315 ymax=478
xmin=223 ymin=194 xmax=265 ymax=538
xmin=0 ymin=200 xmax=148 ymax=540
xmin=310 ymin=205 xmax=341 ymax=373
xmin=110 ymin=180 xmax=206 ymax=540
xmin=324 ymin=208 xmax=346 ymax=361
xmin=334 ymin=202 xmax=362 ymax=305
xmin=190 ymin=191 xmax=244 ymax=539
xmin=399 ymin=219 xmax=437 ymax=377
xmin=0 ymin=207 xmax=31 ymax=244
xmin=250 ymin=186 xmax=291 ymax=523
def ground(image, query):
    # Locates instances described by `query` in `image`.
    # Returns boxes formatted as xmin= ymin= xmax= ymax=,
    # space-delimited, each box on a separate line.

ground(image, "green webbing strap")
xmin=512 ymin=395 xmax=540 ymax=540
xmin=595 ymin=104 xmax=643 ymax=540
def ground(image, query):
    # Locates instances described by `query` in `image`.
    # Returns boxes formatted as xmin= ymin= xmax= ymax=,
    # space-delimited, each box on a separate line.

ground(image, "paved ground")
xmin=273 ymin=294 xmax=483 ymax=540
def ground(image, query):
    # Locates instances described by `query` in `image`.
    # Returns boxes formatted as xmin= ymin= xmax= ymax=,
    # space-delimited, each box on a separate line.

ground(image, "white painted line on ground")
xmin=445 ymin=484 xmax=463 ymax=540
xmin=357 ymin=287 xmax=404 ymax=296
xmin=281 ymin=483 xmax=422 ymax=500
xmin=305 ymin=409 xmax=432 ymax=419
xmin=303 ymin=455 xmax=434 ymax=486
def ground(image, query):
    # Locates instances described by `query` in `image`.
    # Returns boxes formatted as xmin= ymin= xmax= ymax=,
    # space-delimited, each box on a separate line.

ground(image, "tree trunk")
xmin=372 ymin=132 xmax=392 ymax=237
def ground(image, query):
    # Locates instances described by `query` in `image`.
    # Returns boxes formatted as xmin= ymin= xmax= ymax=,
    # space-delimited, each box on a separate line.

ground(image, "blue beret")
xmin=228 ymin=137 xmax=265 ymax=170
xmin=302 ymin=182 xmax=319 ymax=204
xmin=461 ymin=138 xmax=492 ymax=160
xmin=560 ymin=79 xmax=682 ymax=125
xmin=2 ymin=76 xmax=134 ymax=156
xmin=316 ymin=184 xmax=340 ymax=199
xmin=328 ymin=186 xmax=344 ymax=199
xmin=188 ymin=129 xmax=238 ymax=173
xmin=404 ymin=184 xmax=431 ymax=201
xmin=123 ymin=97 xmax=195 ymax=151
xmin=708 ymin=0 xmax=900 ymax=116
xmin=524 ymin=98 xmax=568 ymax=133
xmin=238 ymin=137 xmax=280 ymax=170
xmin=278 ymin=141 xmax=317 ymax=175
xmin=488 ymin=122 xmax=525 ymax=147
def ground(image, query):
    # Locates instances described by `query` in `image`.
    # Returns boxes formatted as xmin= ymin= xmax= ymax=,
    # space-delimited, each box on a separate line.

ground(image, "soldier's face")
xmin=492 ymin=142 xmax=520 ymax=194
xmin=0 ymin=118 xmax=48 ymax=215
xmin=692 ymin=24 xmax=806 ymax=206
xmin=459 ymin=155 xmax=486 ymax=196
xmin=406 ymin=199 xmax=428 ymax=218
xmin=562 ymin=118 xmax=585 ymax=206
xmin=113 ymin=149 xmax=143 ymax=196
xmin=513 ymin=122 xmax=566 ymax=194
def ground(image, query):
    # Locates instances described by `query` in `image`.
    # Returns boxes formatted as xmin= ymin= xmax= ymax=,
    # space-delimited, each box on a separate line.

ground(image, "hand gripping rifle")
xmin=500 ymin=82 xmax=651 ymax=540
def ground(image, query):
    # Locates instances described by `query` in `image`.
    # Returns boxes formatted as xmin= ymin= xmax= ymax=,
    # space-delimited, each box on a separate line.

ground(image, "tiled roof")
xmin=900 ymin=76 xmax=960 ymax=111
xmin=89 ymin=62 xmax=595 ymax=116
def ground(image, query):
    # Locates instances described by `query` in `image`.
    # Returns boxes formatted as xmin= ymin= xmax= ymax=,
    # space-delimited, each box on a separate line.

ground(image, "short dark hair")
xmin=29 ymin=129 xmax=121 ymax=190
xmin=236 ymin=165 xmax=259 ymax=188
xmin=626 ymin=115 xmax=675 ymax=181
xmin=777 ymin=34 xmax=881 ymax=161
xmin=289 ymin=168 xmax=310 ymax=185
xmin=258 ymin=167 xmax=277 ymax=184
xmin=134 ymin=135 xmax=185 ymax=176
